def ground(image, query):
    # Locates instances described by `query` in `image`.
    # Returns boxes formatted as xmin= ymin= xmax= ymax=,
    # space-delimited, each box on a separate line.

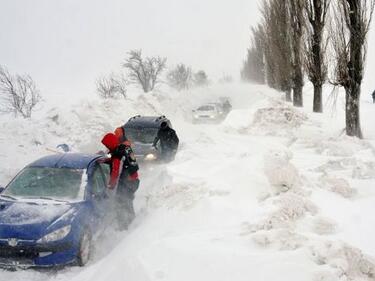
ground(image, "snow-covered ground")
xmin=1 ymin=83 xmax=375 ymax=281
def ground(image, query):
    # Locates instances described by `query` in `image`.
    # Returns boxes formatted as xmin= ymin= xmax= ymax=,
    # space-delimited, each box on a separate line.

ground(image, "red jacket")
xmin=114 ymin=127 xmax=132 ymax=146
xmin=101 ymin=133 xmax=139 ymax=189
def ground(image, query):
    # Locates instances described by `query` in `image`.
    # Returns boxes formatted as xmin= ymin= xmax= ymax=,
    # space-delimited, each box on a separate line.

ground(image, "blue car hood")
xmin=0 ymin=200 xmax=78 ymax=240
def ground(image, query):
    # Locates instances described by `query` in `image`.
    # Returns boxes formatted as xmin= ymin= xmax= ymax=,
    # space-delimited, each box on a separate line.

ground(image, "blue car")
xmin=0 ymin=153 xmax=112 ymax=268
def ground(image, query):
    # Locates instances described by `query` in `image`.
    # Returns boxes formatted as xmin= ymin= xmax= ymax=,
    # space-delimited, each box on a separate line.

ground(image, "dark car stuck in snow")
xmin=0 ymin=153 xmax=113 ymax=268
xmin=124 ymin=115 xmax=178 ymax=162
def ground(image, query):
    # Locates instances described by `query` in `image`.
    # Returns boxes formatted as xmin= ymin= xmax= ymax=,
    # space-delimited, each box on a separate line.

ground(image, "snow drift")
xmin=1 ymin=82 xmax=375 ymax=281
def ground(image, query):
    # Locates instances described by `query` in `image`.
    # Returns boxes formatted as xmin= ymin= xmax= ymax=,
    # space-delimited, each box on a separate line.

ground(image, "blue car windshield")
xmin=3 ymin=167 xmax=85 ymax=200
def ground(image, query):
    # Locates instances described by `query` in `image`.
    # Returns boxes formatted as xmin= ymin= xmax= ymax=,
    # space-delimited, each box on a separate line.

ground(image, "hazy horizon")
xmin=0 ymin=0 xmax=262 ymax=97
xmin=0 ymin=0 xmax=374 ymax=98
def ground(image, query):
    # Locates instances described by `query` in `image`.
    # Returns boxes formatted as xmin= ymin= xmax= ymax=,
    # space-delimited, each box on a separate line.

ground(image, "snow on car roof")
xmin=28 ymin=153 xmax=102 ymax=169
xmin=124 ymin=116 xmax=169 ymax=128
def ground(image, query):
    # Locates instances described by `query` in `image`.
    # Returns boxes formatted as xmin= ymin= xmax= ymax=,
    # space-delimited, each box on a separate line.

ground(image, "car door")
xmin=90 ymin=163 xmax=111 ymax=226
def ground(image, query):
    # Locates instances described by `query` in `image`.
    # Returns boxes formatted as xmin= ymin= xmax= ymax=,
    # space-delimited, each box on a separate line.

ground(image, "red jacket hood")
xmin=101 ymin=133 xmax=119 ymax=152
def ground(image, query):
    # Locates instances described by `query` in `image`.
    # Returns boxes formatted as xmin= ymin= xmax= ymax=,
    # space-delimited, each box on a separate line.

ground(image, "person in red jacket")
xmin=101 ymin=133 xmax=139 ymax=230
xmin=114 ymin=126 xmax=132 ymax=147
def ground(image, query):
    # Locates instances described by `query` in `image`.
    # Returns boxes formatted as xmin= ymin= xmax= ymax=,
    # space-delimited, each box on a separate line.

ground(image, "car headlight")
xmin=209 ymin=115 xmax=216 ymax=118
xmin=38 ymin=225 xmax=71 ymax=243
xmin=145 ymin=153 xmax=157 ymax=161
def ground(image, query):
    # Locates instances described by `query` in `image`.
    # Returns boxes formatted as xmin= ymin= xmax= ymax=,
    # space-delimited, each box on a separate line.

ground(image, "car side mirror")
xmin=0 ymin=187 xmax=5 ymax=193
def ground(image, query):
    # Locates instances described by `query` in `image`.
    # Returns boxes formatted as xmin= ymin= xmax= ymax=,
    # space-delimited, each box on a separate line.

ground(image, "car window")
xmin=198 ymin=105 xmax=215 ymax=111
xmin=92 ymin=167 xmax=106 ymax=195
xmin=99 ymin=163 xmax=110 ymax=185
xmin=125 ymin=127 xmax=158 ymax=143
xmin=3 ymin=167 xmax=84 ymax=200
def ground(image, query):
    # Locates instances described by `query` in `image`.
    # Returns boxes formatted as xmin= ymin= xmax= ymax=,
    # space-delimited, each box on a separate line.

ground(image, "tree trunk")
xmin=345 ymin=0 xmax=364 ymax=138
xmin=293 ymin=84 xmax=303 ymax=107
xmin=312 ymin=27 xmax=324 ymax=113
xmin=285 ymin=89 xmax=292 ymax=102
xmin=290 ymin=0 xmax=304 ymax=108
xmin=345 ymin=84 xmax=363 ymax=138
xmin=292 ymin=42 xmax=304 ymax=107
xmin=313 ymin=84 xmax=323 ymax=113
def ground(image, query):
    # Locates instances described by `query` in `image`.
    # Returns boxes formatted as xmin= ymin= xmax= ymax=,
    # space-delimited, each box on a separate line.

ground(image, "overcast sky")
xmin=0 ymin=0 xmax=374 ymax=98
xmin=0 ymin=0 xmax=262 ymax=96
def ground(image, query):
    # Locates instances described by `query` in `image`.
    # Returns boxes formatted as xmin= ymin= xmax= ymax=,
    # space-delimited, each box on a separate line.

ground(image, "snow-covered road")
xmin=1 ymin=84 xmax=375 ymax=281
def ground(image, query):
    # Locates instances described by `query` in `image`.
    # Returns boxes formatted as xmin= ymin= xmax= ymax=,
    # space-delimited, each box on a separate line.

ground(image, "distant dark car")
xmin=124 ymin=115 xmax=174 ymax=162
xmin=0 ymin=153 xmax=112 ymax=268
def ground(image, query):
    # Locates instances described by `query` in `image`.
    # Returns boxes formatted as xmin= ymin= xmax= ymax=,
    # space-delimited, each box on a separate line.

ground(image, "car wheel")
xmin=77 ymin=229 xmax=92 ymax=266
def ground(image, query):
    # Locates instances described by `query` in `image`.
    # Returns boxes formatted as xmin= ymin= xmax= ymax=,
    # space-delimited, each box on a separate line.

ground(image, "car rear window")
xmin=125 ymin=127 xmax=159 ymax=144
xmin=197 ymin=105 xmax=215 ymax=111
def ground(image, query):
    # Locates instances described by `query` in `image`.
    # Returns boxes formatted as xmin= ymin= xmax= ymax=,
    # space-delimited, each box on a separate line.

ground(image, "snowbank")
xmin=1 ymin=82 xmax=375 ymax=281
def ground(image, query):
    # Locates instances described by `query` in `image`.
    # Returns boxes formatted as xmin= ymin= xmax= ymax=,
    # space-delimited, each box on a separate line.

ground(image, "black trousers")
xmin=116 ymin=178 xmax=139 ymax=230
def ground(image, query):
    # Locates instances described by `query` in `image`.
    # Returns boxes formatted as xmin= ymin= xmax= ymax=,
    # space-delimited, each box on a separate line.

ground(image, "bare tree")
xmin=261 ymin=0 xmax=294 ymax=101
xmin=289 ymin=0 xmax=305 ymax=107
xmin=304 ymin=0 xmax=330 ymax=113
xmin=123 ymin=50 xmax=167 ymax=93
xmin=330 ymin=0 xmax=375 ymax=138
xmin=262 ymin=1 xmax=278 ymax=89
xmin=96 ymin=73 xmax=127 ymax=99
xmin=241 ymin=24 xmax=266 ymax=85
xmin=0 ymin=66 xmax=41 ymax=118
xmin=167 ymin=64 xmax=193 ymax=91
xmin=193 ymin=70 xmax=209 ymax=87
